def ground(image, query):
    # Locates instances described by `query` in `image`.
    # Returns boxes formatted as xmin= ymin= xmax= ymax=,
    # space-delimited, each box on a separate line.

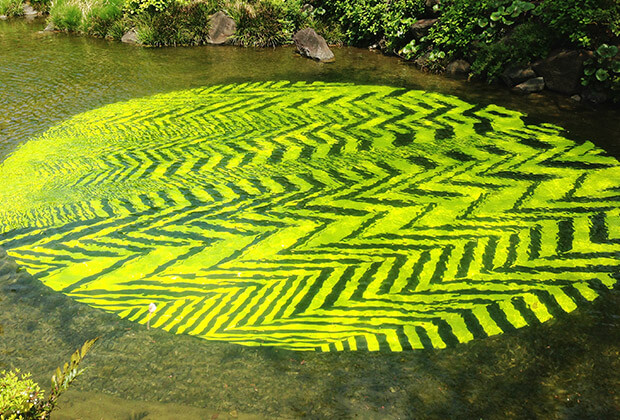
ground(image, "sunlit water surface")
xmin=1 ymin=18 xmax=619 ymax=419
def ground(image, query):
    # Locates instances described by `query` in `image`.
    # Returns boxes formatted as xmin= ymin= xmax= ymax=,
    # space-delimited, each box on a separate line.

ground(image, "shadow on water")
xmin=0 ymin=17 xmax=619 ymax=420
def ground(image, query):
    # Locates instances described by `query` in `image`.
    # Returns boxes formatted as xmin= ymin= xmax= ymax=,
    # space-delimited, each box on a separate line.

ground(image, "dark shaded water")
xmin=1 ymin=18 xmax=619 ymax=419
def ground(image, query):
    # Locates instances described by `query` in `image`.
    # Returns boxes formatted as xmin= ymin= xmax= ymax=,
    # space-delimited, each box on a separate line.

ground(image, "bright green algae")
xmin=0 ymin=81 xmax=619 ymax=351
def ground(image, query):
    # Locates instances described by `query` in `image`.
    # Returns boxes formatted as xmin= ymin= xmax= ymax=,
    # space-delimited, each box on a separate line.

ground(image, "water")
xmin=1 ymin=18 xmax=619 ymax=419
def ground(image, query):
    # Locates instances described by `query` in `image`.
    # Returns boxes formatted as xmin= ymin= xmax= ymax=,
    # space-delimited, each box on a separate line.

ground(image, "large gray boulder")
xmin=533 ymin=50 xmax=591 ymax=94
xmin=207 ymin=11 xmax=236 ymax=45
xmin=293 ymin=28 xmax=334 ymax=62
xmin=23 ymin=3 xmax=38 ymax=19
xmin=121 ymin=29 xmax=139 ymax=44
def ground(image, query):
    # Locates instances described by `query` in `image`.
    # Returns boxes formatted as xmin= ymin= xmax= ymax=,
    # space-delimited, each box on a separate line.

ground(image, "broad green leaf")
xmin=596 ymin=68 xmax=610 ymax=81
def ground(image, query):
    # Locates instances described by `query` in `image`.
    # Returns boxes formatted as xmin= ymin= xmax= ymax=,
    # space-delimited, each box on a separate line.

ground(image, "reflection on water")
xmin=1 ymin=17 xmax=619 ymax=419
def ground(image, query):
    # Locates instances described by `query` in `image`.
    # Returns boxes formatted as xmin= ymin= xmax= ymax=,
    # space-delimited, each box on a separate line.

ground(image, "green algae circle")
xmin=1 ymin=81 xmax=619 ymax=351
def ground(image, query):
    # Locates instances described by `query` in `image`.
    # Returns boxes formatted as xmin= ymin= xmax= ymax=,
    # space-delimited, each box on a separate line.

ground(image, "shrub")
xmin=535 ymin=0 xmax=620 ymax=48
xmin=125 ymin=0 xmax=173 ymax=15
xmin=83 ymin=0 xmax=124 ymax=37
xmin=49 ymin=0 xmax=84 ymax=31
xmin=0 ymin=370 xmax=44 ymax=420
xmin=227 ymin=0 xmax=295 ymax=47
xmin=134 ymin=0 xmax=217 ymax=46
xmin=0 ymin=339 xmax=97 ymax=420
xmin=312 ymin=0 xmax=425 ymax=48
xmin=0 ymin=0 xmax=24 ymax=17
xmin=470 ymin=21 xmax=555 ymax=81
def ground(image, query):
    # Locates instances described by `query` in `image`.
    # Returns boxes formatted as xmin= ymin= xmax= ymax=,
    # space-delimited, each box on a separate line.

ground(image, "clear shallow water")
xmin=1 ymin=17 xmax=619 ymax=419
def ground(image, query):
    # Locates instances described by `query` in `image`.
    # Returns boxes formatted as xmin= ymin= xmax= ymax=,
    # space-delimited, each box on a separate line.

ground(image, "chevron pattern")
xmin=0 ymin=81 xmax=618 ymax=351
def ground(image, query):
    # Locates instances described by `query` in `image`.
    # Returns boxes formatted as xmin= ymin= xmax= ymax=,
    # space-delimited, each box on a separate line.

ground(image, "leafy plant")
xmin=534 ymin=0 xmax=620 ymax=48
xmin=0 ymin=370 xmax=44 ymax=419
xmin=471 ymin=21 xmax=555 ymax=82
xmin=583 ymin=44 xmax=620 ymax=102
xmin=312 ymin=0 xmax=425 ymax=48
xmin=0 ymin=338 xmax=98 ymax=420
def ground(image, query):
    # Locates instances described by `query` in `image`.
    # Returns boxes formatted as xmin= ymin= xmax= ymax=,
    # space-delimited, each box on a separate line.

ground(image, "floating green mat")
xmin=1 ymin=81 xmax=619 ymax=351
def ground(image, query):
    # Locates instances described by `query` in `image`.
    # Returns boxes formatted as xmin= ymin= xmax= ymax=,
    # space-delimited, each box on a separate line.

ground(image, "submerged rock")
xmin=207 ymin=11 xmax=236 ymax=45
xmin=533 ymin=50 xmax=590 ymax=94
xmin=512 ymin=77 xmax=545 ymax=94
xmin=293 ymin=28 xmax=334 ymax=62
xmin=501 ymin=65 xmax=536 ymax=87
xmin=445 ymin=59 xmax=470 ymax=76
xmin=121 ymin=29 xmax=139 ymax=44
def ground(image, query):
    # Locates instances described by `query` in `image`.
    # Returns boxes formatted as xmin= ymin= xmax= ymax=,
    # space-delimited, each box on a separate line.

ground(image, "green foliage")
xmin=0 ymin=338 xmax=97 ymax=420
xmin=28 ymin=0 xmax=50 ymax=12
xmin=471 ymin=21 xmax=555 ymax=81
xmin=0 ymin=0 xmax=24 ymax=17
xmin=227 ymin=0 xmax=298 ymax=47
xmin=535 ymin=0 xmax=620 ymax=48
xmin=49 ymin=0 xmax=83 ymax=31
xmin=107 ymin=17 xmax=129 ymax=39
xmin=423 ymin=0 xmax=516 ymax=65
xmin=0 ymin=370 xmax=44 ymax=420
xmin=583 ymin=44 xmax=620 ymax=102
xmin=314 ymin=0 xmax=425 ymax=47
xmin=382 ymin=0 xmax=424 ymax=52
xmin=134 ymin=0 xmax=216 ymax=46
xmin=83 ymin=0 xmax=124 ymax=37
xmin=125 ymin=0 xmax=173 ymax=15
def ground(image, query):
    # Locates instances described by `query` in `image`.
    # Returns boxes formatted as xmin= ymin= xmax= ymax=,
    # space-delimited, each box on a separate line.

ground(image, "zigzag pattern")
xmin=0 ymin=81 xmax=619 ymax=351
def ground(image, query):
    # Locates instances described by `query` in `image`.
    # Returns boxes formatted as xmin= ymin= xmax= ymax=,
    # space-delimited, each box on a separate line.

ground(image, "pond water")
xmin=1 ymin=18 xmax=619 ymax=419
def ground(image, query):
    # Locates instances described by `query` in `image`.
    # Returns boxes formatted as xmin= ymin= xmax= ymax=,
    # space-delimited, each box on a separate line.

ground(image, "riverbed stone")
xmin=121 ymin=29 xmax=139 ymax=44
xmin=293 ymin=28 xmax=334 ymax=62
xmin=532 ymin=50 xmax=590 ymax=94
xmin=445 ymin=59 xmax=470 ymax=76
xmin=512 ymin=77 xmax=545 ymax=94
xmin=501 ymin=65 xmax=536 ymax=87
xmin=0 ymin=15 xmax=7 ymax=20
xmin=207 ymin=11 xmax=236 ymax=45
